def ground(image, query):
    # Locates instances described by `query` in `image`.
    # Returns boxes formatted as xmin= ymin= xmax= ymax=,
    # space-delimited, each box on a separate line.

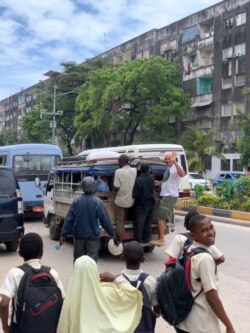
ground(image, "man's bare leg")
xmin=150 ymin=218 xmax=166 ymax=246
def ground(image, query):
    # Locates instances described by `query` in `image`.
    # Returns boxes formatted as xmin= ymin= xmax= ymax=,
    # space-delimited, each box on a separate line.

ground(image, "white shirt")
xmin=0 ymin=259 xmax=65 ymax=323
xmin=116 ymin=268 xmax=158 ymax=306
xmin=177 ymin=241 xmax=220 ymax=333
xmin=114 ymin=165 xmax=137 ymax=207
xmin=165 ymin=234 xmax=223 ymax=260
xmin=160 ymin=164 xmax=181 ymax=197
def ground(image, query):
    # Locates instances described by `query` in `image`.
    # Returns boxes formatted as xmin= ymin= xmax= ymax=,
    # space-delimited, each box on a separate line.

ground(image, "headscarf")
xmin=57 ymin=256 xmax=143 ymax=333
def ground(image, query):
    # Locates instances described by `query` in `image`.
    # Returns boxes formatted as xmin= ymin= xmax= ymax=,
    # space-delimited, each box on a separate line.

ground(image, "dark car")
xmin=213 ymin=172 xmax=245 ymax=188
xmin=0 ymin=166 xmax=24 ymax=251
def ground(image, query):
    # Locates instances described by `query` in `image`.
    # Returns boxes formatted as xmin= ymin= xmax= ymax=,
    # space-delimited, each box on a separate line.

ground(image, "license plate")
xmin=32 ymin=206 xmax=44 ymax=213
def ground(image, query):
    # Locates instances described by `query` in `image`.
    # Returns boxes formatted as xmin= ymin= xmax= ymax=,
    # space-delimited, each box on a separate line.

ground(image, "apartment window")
xmin=197 ymin=77 xmax=213 ymax=95
xmin=235 ymin=74 xmax=246 ymax=86
xmin=233 ymin=103 xmax=245 ymax=115
xmin=233 ymin=159 xmax=241 ymax=171
xmin=221 ymin=104 xmax=232 ymax=117
xmin=235 ymin=12 xmax=246 ymax=26
xmin=224 ymin=17 xmax=233 ymax=29
xmin=205 ymin=155 xmax=212 ymax=170
xmin=222 ymin=77 xmax=232 ymax=89
xmin=221 ymin=159 xmax=230 ymax=171
xmin=235 ymin=43 xmax=246 ymax=57
xmin=182 ymin=25 xmax=198 ymax=44
xmin=223 ymin=47 xmax=233 ymax=60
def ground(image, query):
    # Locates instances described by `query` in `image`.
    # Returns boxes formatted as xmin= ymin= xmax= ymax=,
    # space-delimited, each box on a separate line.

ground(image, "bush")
xmin=234 ymin=176 xmax=250 ymax=197
xmin=197 ymin=194 xmax=225 ymax=208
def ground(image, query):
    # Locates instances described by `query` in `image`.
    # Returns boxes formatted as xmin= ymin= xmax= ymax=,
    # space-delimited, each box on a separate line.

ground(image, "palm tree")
xmin=180 ymin=125 xmax=225 ymax=174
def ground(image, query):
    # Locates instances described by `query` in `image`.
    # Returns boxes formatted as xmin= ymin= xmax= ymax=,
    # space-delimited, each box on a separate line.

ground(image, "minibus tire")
xmin=5 ymin=241 xmax=19 ymax=252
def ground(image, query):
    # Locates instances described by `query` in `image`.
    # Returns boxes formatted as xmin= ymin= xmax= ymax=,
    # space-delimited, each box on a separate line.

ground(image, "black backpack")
xmin=122 ymin=272 xmax=156 ymax=333
xmin=157 ymin=247 xmax=211 ymax=326
xmin=14 ymin=264 xmax=63 ymax=333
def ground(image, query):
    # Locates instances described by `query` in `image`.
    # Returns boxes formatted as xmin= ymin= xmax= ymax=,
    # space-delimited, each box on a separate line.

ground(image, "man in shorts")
xmin=150 ymin=151 xmax=185 ymax=247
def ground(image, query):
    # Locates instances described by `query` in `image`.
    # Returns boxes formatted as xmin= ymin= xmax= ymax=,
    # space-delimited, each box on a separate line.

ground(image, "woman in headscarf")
xmin=57 ymin=255 xmax=143 ymax=333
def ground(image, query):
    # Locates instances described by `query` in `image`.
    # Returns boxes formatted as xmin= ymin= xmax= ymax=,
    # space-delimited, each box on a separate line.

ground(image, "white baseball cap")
xmin=108 ymin=239 xmax=123 ymax=256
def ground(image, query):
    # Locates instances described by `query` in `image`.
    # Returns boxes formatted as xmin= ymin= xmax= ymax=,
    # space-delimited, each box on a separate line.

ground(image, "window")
xmin=233 ymin=159 xmax=241 ymax=171
xmin=182 ymin=26 xmax=198 ymax=44
xmin=197 ymin=77 xmax=213 ymax=95
xmin=235 ymin=43 xmax=246 ymax=57
xmin=205 ymin=155 xmax=212 ymax=170
xmin=235 ymin=74 xmax=246 ymax=86
xmin=221 ymin=159 xmax=230 ymax=171
xmin=221 ymin=104 xmax=232 ymax=117
xmin=224 ymin=17 xmax=234 ymax=29
xmin=0 ymin=155 xmax=7 ymax=166
xmin=223 ymin=47 xmax=233 ymax=60
xmin=235 ymin=12 xmax=246 ymax=26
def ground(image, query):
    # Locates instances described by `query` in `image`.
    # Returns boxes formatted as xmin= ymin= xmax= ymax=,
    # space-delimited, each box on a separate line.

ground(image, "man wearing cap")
xmin=60 ymin=176 xmax=114 ymax=262
xmin=150 ymin=151 xmax=185 ymax=247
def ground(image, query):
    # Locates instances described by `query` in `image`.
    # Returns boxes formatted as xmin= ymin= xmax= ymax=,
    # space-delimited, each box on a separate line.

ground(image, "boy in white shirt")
xmin=175 ymin=214 xmax=235 ymax=333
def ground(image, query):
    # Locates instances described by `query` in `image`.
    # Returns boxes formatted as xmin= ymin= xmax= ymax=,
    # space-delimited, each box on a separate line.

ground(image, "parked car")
xmin=0 ymin=166 xmax=24 ymax=251
xmin=213 ymin=172 xmax=245 ymax=188
xmin=189 ymin=172 xmax=212 ymax=190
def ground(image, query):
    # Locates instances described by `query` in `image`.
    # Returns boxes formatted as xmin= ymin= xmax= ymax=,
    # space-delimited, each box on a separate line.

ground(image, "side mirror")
xmin=35 ymin=177 xmax=41 ymax=188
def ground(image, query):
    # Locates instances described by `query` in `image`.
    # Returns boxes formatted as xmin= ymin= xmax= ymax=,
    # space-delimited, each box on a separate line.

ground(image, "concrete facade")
xmin=1 ymin=0 xmax=250 ymax=177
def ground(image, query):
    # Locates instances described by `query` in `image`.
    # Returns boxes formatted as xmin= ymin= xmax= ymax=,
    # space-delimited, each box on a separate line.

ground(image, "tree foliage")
xmin=75 ymin=57 xmax=190 ymax=148
xmin=180 ymin=125 xmax=224 ymax=174
xmin=20 ymin=59 xmax=109 ymax=155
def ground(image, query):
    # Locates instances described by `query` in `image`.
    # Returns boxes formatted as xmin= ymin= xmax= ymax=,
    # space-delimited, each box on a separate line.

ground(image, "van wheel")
xmin=5 ymin=241 xmax=19 ymax=252
xmin=144 ymin=245 xmax=155 ymax=253
xmin=49 ymin=224 xmax=61 ymax=241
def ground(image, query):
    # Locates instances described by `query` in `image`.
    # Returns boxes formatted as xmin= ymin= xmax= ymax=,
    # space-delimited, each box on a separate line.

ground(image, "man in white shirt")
xmin=113 ymin=154 xmax=136 ymax=240
xmin=151 ymin=151 xmax=185 ymax=247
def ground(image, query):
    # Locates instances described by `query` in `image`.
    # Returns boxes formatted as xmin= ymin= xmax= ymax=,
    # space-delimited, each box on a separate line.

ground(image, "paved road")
xmin=1 ymin=216 xmax=250 ymax=332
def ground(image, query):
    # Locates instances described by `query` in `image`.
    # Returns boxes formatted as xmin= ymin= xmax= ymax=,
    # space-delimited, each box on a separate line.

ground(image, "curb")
xmin=175 ymin=209 xmax=250 ymax=228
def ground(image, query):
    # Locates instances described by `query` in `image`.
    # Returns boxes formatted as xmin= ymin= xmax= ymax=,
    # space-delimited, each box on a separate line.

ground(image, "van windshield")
xmin=13 ymin=155 xmax=60 ymax=177
xmin=0 ymin=169 xmax=16 ymax=197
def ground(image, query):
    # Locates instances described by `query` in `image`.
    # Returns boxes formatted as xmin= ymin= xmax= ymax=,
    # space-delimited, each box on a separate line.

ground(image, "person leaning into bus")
xmin=150 ymin=151 xmax=185 ymax=247
xmin=113 ymin=154 xmax=137 ymax=241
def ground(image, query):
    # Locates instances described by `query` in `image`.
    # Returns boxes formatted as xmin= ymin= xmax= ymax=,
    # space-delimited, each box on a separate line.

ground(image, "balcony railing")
xmin=183 ymin=64 xmax=214 ymax=81
xmin=198 ymin=36 xmax=214 ymax=49
xmin=191 ymin=93 xmax=214 ymax=108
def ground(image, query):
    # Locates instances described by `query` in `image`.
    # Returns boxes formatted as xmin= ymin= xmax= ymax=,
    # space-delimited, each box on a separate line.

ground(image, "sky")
xmin=0 ymin=0 xmax=221 ymax=100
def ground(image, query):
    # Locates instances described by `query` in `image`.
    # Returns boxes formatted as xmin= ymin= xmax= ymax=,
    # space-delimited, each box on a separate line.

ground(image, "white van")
xmin=79 ymin=144 xmax=191 ymax=197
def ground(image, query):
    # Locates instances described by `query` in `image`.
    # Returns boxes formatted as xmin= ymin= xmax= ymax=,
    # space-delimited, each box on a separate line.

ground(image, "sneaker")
xmin=149 ymin=240 xmax=165 ymax=247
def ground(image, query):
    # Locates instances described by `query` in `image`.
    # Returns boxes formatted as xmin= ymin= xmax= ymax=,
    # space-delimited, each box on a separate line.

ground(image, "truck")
xmin=43 ymin=155 xmax=170 ymax=252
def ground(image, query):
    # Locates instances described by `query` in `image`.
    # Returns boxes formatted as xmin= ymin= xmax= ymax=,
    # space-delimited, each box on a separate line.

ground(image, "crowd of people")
xmin=0 ymin=151 xmax=236 ymax=333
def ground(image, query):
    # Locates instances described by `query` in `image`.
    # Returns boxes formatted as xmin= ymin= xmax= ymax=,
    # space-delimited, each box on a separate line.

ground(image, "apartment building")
xmin=0 ymin=0 xmax=249 ymax=177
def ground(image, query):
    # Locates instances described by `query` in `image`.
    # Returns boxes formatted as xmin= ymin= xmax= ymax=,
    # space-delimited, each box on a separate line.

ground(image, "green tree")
xmin=236 ymin=87 xmax=250 ymax=168
xmin=21 ymin=59 xmax=109 ymax=155
xmin=75 ymin=57 xmax=190 ymax=148
xmin=180 ymin=125 xmax=224 ymax=173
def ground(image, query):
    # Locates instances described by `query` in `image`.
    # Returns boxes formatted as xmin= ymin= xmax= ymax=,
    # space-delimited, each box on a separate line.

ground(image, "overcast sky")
xmin=0 ymin=0 xmax=220 ymax=100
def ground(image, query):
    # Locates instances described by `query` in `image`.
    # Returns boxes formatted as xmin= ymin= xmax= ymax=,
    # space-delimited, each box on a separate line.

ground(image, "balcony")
xmin=191 ymin=93 xmax=213 ymax=108
xmin=183 ymin=64 xmax=214 ymax=81
xmin=198 ymin=35 xmax=214 ymax=49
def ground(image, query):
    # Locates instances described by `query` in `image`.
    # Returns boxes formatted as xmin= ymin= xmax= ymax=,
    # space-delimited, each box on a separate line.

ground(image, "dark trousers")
xmin=10 ymin=323 xmax=21 ymax=333
xmin=74 ymin=238 xmax=100 ymax=262
xmin=133 ymin=202 xmax=154 ymax=242
xmin=175 ymin=328 xmax=190 ymax=333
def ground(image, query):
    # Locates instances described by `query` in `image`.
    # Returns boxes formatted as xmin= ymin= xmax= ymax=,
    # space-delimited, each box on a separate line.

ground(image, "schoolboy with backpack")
xmin=0 ymin=233 xmax=65 ymax=333
xmin=119 ymin=241 xmax=160 ymax=333
xmin=165 ymin=211 xmax=225 ymax=265
xmin=157 ymin=214 xmax=235 ymax=333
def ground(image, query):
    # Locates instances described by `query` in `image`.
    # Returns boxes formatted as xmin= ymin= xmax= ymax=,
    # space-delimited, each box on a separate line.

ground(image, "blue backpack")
xmin=122 ymin=272 xmax=156 ymax=333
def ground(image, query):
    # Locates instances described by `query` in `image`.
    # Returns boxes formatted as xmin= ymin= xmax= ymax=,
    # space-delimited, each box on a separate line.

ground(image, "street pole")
xmin=52 ymin=77 xmax=56 ymax=145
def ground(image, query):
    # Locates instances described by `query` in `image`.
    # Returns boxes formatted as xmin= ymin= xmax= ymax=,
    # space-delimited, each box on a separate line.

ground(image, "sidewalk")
xmin=175 ymin=209 xmax=250 ymax=228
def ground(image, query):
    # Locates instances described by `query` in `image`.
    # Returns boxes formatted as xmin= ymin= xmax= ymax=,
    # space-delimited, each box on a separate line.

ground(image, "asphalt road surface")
xmin=0 ymin=216 xmax=249 ymax=332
